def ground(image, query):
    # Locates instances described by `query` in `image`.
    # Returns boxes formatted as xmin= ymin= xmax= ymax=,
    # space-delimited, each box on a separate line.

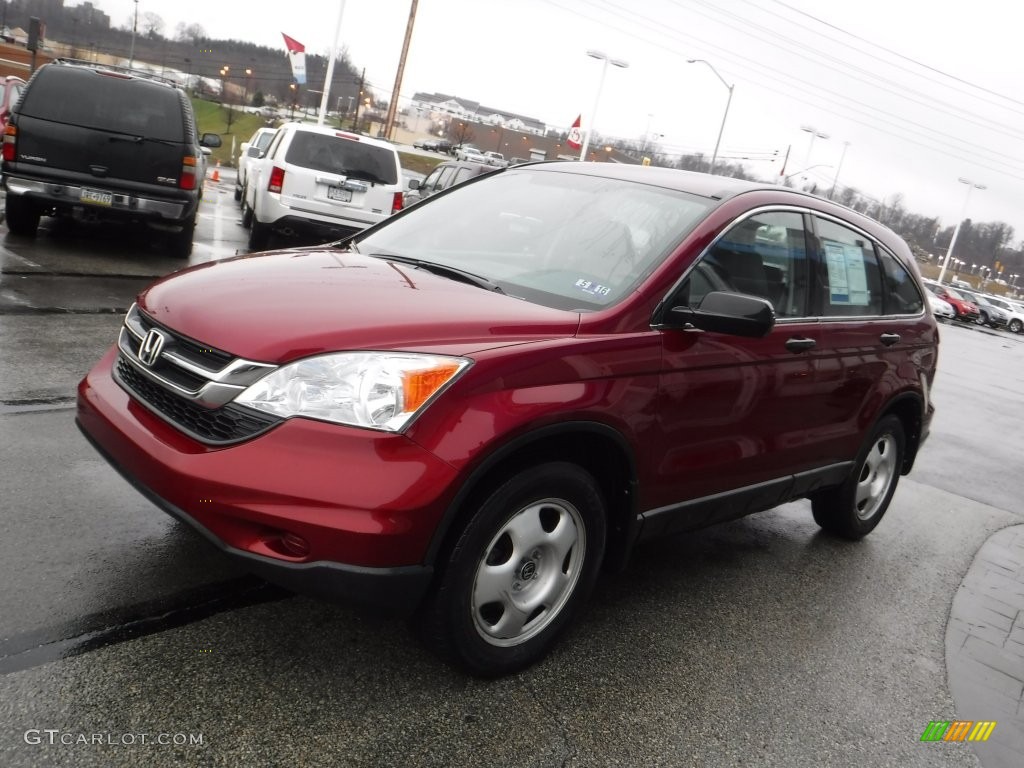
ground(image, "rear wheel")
xmin=167 ymin=215 xmax=196 ymax=259
xmin=248 ymin=216 xmax=270 ymax=251
xmin=812 ymin=415 xmax=905 ymax=540
xmin=240 ymin=186 xmax=253 ymax=228
xmin=5 ymin=195 xmax=41 ymax=236
xmin=418 ymin=462 xmax=606 ymax=677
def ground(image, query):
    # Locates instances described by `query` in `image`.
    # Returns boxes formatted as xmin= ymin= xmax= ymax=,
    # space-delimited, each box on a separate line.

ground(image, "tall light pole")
xmin=128 ymin=0 xmax=139 ymax=68
xmin=799 ymin=125 xmax=829 ymax=181
xmin=828 ymin=141 xmax=850 ymax=200
xmin=687 ymin=59 xmax=733 ymax=175
xmin=579 ymin=50 xmax=628 ymax=162
xmin=937 ymin=178 xmax=986 ymax=285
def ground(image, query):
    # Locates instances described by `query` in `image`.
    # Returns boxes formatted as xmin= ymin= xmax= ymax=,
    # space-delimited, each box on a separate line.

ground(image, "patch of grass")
xmin=399 ymin=152 xmax=445 ymax=176
xmin=191 ymin=99 xmax=267 ymax=167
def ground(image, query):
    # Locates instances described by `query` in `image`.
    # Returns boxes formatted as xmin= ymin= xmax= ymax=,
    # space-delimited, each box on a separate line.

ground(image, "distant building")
xmin=409 ymin=92 xmax=546 ymax=136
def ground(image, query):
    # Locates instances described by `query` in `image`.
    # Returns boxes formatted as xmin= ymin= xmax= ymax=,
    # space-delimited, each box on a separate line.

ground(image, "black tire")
xmin=240 ymin=187 xmax=253 ymax=229
xmin=248 ymin=216 xmax=270 ymax=251
xmin=167 ymin=215 xmax=196 ymax=259
xmin=5 ymin=195 xmax=41 ymax=237
xmin=233 ymin=184 xmax=242 ymax=202
xmin=1010 ymin=319 xmax=1023 ymax=334
xmin=812 ymin=415 xmax=905 ymax=540
xmin=417 ymin=462 xmax=606 ymax=677
xmin=978 ymin=312 xmax=989 ymax=326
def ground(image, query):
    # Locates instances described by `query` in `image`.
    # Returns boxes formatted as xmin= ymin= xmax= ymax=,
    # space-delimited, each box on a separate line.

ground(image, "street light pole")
xmin=128 ymin=0 xmax=139 ymax=68
xmin=828 ymin=141 xmax=850 ymax=200
xmin=937 ymin=177 xmax=985 ymax=285
xmin=687 ymin=59 xmax=733 ymax=175
xmin=579 ymin=50 xmax=628 ymax=162
xmin=799 ymin=125 xmax=829 ymax=180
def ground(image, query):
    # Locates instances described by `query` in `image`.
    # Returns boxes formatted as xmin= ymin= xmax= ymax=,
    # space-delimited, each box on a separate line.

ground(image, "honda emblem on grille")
xmin=138 ymin=329 xmax=168 ymax=367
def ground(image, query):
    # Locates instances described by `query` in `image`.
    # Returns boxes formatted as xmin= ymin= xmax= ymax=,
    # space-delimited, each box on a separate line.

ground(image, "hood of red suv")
xmin=137 ymin=248 xmax=580 ymax=361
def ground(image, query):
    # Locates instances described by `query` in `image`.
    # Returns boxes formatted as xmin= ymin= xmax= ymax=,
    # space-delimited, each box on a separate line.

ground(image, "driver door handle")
xmin=880 ymin=333 xmax=901 ymax=347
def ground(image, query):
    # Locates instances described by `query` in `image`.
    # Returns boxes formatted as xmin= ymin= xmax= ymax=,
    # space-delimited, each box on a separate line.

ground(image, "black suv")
xmin=1 ymin=60 xmax=221 ymax=257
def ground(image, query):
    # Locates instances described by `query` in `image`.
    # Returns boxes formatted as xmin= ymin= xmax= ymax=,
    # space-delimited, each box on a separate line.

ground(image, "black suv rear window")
xmin=285 ymin=131 xmax=398 ymax=185
xmin=18 ymin=67 xmax=186 ymax=143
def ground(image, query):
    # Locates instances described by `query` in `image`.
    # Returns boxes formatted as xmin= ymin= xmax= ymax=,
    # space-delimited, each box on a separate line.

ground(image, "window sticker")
xmin=824 ymin=241 xmax=870 ymax=306
xmin=573 ymin=278 xmax=612 ymax=297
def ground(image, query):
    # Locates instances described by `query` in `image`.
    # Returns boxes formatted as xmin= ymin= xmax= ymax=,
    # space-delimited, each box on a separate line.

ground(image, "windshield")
xmin=355 ymin=169 xmax=713 ymax=311
xmin=945 ymin=287 xmax=965 ymax=300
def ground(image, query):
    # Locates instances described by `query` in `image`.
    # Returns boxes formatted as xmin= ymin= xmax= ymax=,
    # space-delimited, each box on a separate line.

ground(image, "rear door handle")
xmin=785 ymin=336 xmax=816 ymax=353
xmin=880 ymin=333 xmax=901 ymax=347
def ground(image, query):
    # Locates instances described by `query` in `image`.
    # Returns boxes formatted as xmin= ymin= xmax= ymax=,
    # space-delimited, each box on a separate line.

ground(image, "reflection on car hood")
xmin=138 ymin=249 xmax=580 ymax=362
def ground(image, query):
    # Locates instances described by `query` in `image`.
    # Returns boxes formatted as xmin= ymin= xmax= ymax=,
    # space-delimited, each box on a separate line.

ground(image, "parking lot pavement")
xmin=947 ymin=525 xmax=1024 ymax=767
xmin=0 ymin=478 xmax=1005 ymax=768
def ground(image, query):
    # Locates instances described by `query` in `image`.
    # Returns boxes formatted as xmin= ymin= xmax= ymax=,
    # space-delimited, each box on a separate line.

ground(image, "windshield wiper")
xmin=370 ymin=253 xmax=504 ymax=294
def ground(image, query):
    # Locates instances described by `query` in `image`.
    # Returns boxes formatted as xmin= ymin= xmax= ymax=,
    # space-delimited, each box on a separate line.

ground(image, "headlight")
xmin=235 ymin=352 xmax=470 ymax=431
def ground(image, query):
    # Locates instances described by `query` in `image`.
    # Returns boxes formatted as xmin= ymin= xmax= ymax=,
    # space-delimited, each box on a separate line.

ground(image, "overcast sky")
xmin=96 ymin=0 xmax=1023 ymax=248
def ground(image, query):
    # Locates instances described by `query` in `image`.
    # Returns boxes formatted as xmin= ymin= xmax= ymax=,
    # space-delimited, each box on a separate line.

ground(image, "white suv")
xmin=244 ymin=123 xmax=404 ymax=250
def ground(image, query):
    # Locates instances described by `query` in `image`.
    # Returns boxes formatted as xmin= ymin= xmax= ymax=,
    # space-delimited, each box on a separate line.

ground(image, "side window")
xmin=682 ymin=211 xmax=809 ymax=318
xmin=814 ymin=217 xmax=883 ymax=316
xmin=434 ymin=165 xmax=457 ymax=191
xmin=420 ymin=167 xmax=444 ymax=191
xmin=878 ymin=252 xmax=925 ymax=315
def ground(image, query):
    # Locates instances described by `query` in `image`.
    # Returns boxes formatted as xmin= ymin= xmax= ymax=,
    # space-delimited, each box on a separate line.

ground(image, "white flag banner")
xmin=282 ymin=33 xmax=307 ymax=85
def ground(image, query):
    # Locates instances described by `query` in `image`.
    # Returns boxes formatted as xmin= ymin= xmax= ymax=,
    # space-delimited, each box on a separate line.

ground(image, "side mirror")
xmin=668 ymin=291 xmax=775 ymax=337
xmin=408 ymin=179 xmax=421 ymax=190
xmin=247 ymin=146 xmax=263 ymax=158
xmin=201 ymin=132 xmax=222 ymax=148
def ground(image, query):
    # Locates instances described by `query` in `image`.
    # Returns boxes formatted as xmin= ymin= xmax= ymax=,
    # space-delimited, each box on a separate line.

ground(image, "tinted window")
xmin=814 ymin=217 xmax=883 ymax=316
xmin=19 ymin=67 xmax=186 ymax=142
xmin=685 ymin=211 xmax=809 ymax=318
xmin=878 ymin=249 xmax=924 ymax=314
xmin=285 ymin=131 xmax=398 ymax=185
xmin=435 ymin=165 xmax=457 ymax=190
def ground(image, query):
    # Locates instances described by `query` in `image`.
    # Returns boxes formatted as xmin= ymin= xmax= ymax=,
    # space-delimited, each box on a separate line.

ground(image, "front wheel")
xmin=812 ymin=415 xmax=905 ymax=540
xmin=417 ymin=462 xmax=606 ymax=677
xmin=1010 ymin=319 xmax=1023 ymax=334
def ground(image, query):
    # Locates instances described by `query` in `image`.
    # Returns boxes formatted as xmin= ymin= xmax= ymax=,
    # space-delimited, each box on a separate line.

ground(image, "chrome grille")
xmin=115 ymin=304 xmax=281 ymax=445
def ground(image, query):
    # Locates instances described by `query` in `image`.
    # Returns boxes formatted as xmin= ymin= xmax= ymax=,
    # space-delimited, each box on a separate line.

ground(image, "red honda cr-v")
xmin=77 ymin=162 xmax=938 ymax=676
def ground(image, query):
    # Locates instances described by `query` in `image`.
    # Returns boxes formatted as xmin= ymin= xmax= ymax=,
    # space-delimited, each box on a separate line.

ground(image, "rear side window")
xmin=18 ymin=67 xmax=186 ymax=143
xmin=814 ymin=217 xmax=883 ymax=316
xmin=878 ymin=249 xmax=924 ymax=315
xmin=285 ymin=132 xmax=398 ymax=185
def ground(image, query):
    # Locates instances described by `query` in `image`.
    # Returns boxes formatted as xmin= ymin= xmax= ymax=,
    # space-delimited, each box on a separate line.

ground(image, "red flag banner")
xmin=282 ymin=33 xmax=307 ymax=85
xmin=567 ymin=115 xmax=582 ymax=149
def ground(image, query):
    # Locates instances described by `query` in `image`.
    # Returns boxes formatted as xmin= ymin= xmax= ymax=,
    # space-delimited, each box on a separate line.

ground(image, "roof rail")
xmin=53 ymin=58 xmax=180 ymax=87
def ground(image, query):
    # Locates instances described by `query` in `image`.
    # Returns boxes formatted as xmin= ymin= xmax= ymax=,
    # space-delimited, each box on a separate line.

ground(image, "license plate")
xmin=81 ymin=188 xmax=113 ymax=206
xmin=327 ymin=186 xmax=352 ymax=203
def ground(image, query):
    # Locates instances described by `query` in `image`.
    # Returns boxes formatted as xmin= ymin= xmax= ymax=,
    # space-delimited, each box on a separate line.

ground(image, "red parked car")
xmin=922 ymin=280 xmax=979 ymax=321
xmin=77 ymin=163 xmax=938 ymax=675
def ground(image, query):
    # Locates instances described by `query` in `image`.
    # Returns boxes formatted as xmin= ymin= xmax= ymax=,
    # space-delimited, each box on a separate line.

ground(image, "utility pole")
xmin=384 ymin=0 xmax=418 ymax=141
xmin=128 ymin=0 xmax=139 ymax=68
xmin=350 ymin=67 xmax=365 ymax=131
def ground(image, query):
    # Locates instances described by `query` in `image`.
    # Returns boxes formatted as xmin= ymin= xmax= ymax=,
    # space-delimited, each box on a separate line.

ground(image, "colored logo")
xmin=920 ymin=721 xmax=996 ymax=742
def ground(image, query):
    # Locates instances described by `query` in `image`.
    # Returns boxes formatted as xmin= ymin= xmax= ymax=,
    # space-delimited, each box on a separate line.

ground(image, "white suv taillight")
xmin=391 ymin=191 xmax=403 ymax=213
xmin=268 ymin=166 xmax=285 ymax=193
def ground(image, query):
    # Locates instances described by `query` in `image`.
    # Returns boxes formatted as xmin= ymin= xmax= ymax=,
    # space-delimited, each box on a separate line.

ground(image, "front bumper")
xmin=77 ymin=347 xmax=460 ymax=616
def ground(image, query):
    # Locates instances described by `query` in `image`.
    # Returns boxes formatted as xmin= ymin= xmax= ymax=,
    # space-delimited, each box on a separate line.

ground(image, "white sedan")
xmin=927 ymin=293 xmax=955 ymax=321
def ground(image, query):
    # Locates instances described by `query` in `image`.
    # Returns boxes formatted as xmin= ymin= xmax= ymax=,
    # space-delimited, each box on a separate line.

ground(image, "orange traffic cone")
xmin=210 ymin=161 xmax=221 ymax=183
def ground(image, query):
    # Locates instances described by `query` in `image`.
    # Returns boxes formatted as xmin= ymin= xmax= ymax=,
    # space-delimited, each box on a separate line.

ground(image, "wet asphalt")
xmin=0 ymin=172 xmax=1021 ymax=767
